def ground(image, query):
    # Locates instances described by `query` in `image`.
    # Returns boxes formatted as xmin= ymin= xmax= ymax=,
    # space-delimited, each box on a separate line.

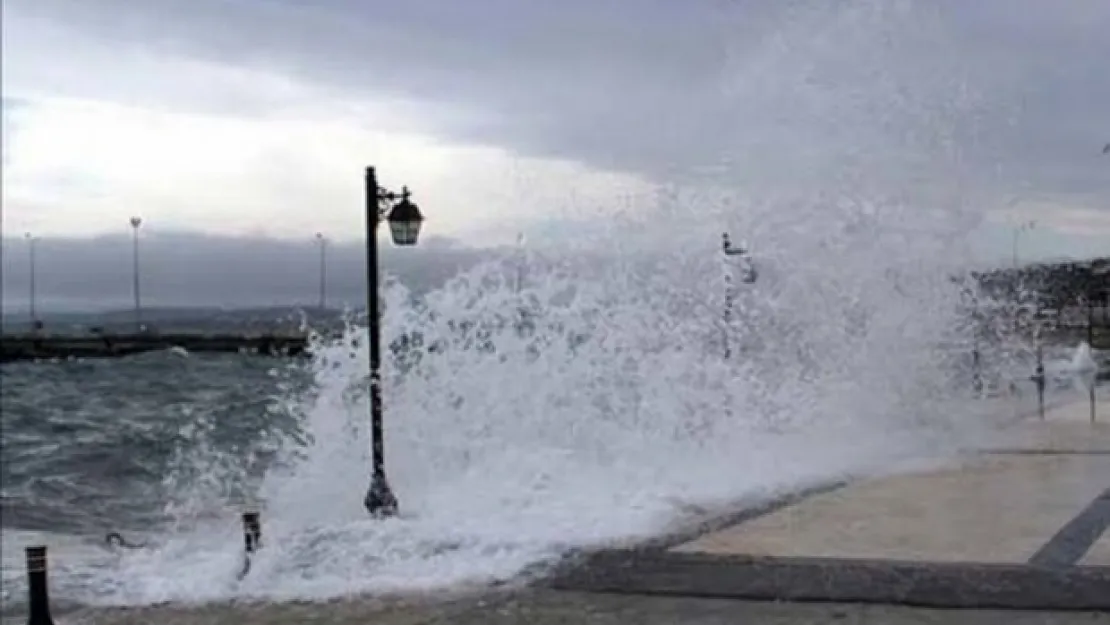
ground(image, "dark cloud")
xmin=0 ymin=232 xmax=498 ymax=313
xmin=4 ymin=0 xmax=1109 ymax=213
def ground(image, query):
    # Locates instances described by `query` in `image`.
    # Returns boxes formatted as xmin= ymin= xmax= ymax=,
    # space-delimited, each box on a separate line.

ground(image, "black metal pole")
xmin=26 ymin=545 xmax=54 ymax=625
xmin=1088 ymin=294 xmax=1095 ymax=347
xmin=364 ymin=166 xmax=398 ymax=518
xmin=131 ymin=220 xmax=142 ymax=332
xmin=1033 ymin=345 xmax=1045 ymax=420
xmin=971 ymin=348 xmax=983 ymax=396
xmin=721 ymin=232 xmax=756 ymax=360
xmin=319 ymin=236 xmax=328 ymax=310
xmin=515 ymin=232 xmax=525 ymax=294
xmin=242 ymin=511 xmax=261 ymax=553
xmin=27 ymin=235 xmax=37 ymax=329
xmin=722 ymin=233 xmax=734 ymax=361
xmin=1091 ymin=384 xmax=1097 ymax=424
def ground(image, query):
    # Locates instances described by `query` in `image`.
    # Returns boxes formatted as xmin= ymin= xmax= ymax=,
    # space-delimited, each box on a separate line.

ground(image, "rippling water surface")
xmin=1 ymin=351 xmax=313 ymax=610
xmin=2 ymin=354 xmax=305 ymax=531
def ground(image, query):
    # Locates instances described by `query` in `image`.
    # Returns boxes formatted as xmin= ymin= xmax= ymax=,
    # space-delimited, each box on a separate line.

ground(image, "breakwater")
xmin=0 ymin=333 xmax=309 ymax=363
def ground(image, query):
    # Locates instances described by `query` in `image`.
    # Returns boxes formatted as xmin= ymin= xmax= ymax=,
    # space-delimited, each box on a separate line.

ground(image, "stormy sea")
xmin=2 ymin=272 xmax=1104 ymax=616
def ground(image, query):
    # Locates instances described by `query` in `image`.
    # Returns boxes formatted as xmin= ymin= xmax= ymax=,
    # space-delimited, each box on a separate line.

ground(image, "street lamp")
xmin=315 ymin=232 xmax=328 ymax=310
xmin=364 ymin=166 xmax=424 ymax=518
xmin=24 ymin=233 xmax=38 ymax=330
xmin=129 ymin=216 xmax=143 ymax=332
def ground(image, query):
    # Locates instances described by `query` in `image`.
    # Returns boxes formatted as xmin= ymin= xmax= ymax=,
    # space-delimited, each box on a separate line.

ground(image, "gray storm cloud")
xmin=1 ymin=0 xmax=1107 ymax=306
xmin=5 ymin=0 xmax=1108 ymax=197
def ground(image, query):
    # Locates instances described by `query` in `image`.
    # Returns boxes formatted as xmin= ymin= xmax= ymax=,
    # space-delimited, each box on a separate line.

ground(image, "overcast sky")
xmin=2 ymin=0 xmax=1108 ymax=311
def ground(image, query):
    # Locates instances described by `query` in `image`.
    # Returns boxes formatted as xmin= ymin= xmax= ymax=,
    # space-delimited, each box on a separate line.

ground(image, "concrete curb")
xmin=516 ymin=480 xmax=849 ymax=585
xmin=637 ymin=481 xmax=849 ymax=552
xmin=551 ymin=550 xmax=1110 ymax=611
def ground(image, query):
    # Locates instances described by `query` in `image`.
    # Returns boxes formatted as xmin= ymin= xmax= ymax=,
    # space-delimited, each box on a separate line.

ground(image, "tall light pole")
xmin=721 ymin=232 xmax=757 ymax=423
xmin=129 ymin=216 xmax=143 ymax=333
xmin=721 ymin=232 xmax=757 ymax=360
xmin=25 ymin=233 xmax=38 ymax=330
xmin=315 ymin=232 xmax=327 ymax=310
xmin=1011 ymin=220 xmax=1035 ymax=268
xmin=364 ymin=166 xmax=424 ymax=518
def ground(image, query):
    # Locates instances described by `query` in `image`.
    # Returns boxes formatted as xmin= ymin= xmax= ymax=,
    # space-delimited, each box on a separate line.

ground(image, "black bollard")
xmin=26 ymin=545 xmax=55 ymax=625
xmin=1091 ymin=385 xmax=1097 ymax=424
xmin=242 ymin=511 xmax=262 ymax=553
xmin=238 ymin=511 xmax=262 ymax=580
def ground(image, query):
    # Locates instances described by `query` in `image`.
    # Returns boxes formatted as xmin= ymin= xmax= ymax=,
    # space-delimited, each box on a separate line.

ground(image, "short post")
xmin=25 ymin=545 xmax=55 ymax=625
xmin=1079 ymin=356 xmax=1098 ymax=424
xmin=238 ymin=511 xmax=261 ymax=580
xmin=242 ymin=511 xmax=261 ymax=553
xmin=1032 ymin=346 xmax=1046 ymax=420
xmin=1091 ymin=384 xmax=1097 ymax=424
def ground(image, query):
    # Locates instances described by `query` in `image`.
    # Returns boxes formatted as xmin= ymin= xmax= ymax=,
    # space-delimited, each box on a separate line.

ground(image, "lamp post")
xmin=515 ymin=232 xmax=526 ymax=293
xmin=129 ymin=216 xmax=143 ymax=332
xmin=364 ymin=166 xmax=424 ymax=518
xmin=721 ymin=232 xmax=757 ymax=423
xmin=721 ymin=232 xmax=757 ymax=360
xmin=315 ymin=232 xmax=328 ymax=310
xmin=25 ymin=233 xmax=38 ymax=330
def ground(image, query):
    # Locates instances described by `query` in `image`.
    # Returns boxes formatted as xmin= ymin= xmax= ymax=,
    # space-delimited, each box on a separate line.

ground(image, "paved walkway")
xmin=556 ymin=399 xmax=1110 ymax=611
xmin=22 ymin=398 xmax=1110 ymax=623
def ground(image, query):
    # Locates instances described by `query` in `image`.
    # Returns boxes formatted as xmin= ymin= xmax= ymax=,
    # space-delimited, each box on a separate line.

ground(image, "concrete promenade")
xmin=559 ymin=400 xmax=1109 ymax=610
xmin=42 ymin=399 xmax=1110 ymax=623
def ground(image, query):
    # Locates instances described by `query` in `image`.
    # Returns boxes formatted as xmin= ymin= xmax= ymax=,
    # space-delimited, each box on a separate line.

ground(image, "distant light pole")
xmin=1011 ymin=220 xmax=1035 ymax=269
xmin=364 ymin=166 xmax=424 ymax=518
xmin=25 ymin=233 xmax=38 ymax=329
xmin=515 ymin=232 xmax=526 ymax=293
xmin=315 ymin=232 xmax=328 ymax=310
xmin=129 ymin=216 xmax=143 ymax=332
